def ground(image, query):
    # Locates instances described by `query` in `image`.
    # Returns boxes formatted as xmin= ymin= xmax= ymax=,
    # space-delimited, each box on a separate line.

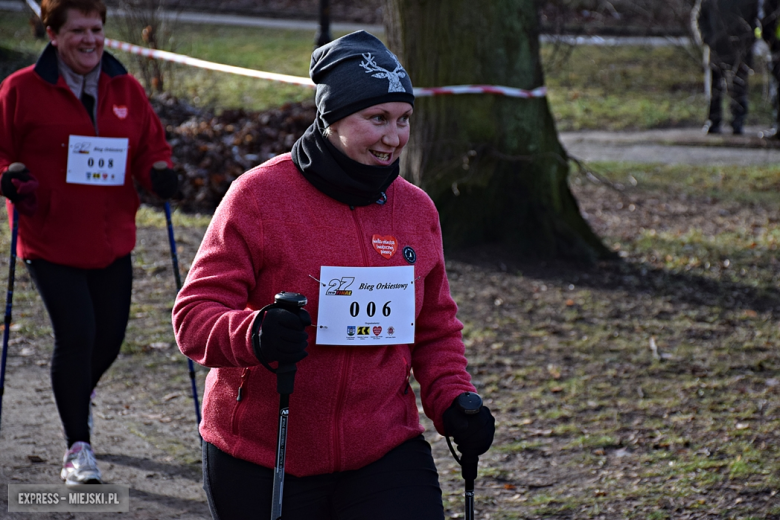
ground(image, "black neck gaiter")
xmin=291 ymin=119 xmax=399 ymax=207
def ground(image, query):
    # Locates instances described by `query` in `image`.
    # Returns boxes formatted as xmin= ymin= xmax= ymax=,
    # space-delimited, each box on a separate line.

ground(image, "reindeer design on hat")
xmin=360 ymin=51 xmax=408 ymax=93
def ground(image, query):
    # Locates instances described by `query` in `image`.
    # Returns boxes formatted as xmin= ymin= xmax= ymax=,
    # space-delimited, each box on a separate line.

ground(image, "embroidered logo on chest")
xmin=403 ymin=246 xmax=416 ymax=264
xmin=113 ymin=105 xmax=128 ymax=119
xmin=372 ymin=235 xmax=397 ymax=259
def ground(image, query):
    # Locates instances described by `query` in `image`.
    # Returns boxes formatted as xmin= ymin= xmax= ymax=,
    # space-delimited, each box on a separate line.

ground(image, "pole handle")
xmin=446 ymin=392 xmax=484 ymax=520
xmin=273 ymin=291 xmax=307 ymax=311
xmin=460 ymin=453 xmax=479 ymax=482
xmin=271 ymin=292 xmax=307 ymax=395
xmin=276 ymin=363 xmax=297 ymax=395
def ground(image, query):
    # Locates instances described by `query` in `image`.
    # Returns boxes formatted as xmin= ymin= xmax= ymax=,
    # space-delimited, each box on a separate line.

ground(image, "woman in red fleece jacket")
xmin=0 ymin=0 xmax=178 ymax=486
xmin=173 ymin=31 xmax=495 ymax=520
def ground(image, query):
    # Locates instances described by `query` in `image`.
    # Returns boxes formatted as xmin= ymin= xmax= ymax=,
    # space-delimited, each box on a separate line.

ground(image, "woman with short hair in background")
xmin=0 ymin=0 xmax=178 ymax=485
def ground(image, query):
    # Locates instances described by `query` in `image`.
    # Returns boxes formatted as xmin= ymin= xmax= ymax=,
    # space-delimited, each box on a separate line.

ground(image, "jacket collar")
xmin=34 ymin=42 xmax=128 ymax=85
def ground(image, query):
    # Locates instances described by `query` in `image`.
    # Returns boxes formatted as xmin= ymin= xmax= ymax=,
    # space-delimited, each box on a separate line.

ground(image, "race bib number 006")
xmin=316 ymin=266 xmax=415 ymax=346
xmin=67 ymin=135 xmax=129 ymax=186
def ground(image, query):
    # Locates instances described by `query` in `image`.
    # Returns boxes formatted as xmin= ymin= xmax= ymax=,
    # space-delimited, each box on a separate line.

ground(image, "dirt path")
xmin=0 ymin=131 xmax=778 ymax=519
xmin=0 ymin=223 xmax=213 ymax=519
xmin=0 ymin=363 xmax=209 ymax=519
xmin=560 ymin=126 xmax=780 ymax=165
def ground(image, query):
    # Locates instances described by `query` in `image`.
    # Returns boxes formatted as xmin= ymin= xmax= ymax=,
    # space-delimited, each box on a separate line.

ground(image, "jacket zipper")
xmin=231 ymin=368 xmax=250 ymax=435
xmin=65 ymin=83 xmax=99 ymax=136
xmin=350 ymin=210 xmax=370 ymax=266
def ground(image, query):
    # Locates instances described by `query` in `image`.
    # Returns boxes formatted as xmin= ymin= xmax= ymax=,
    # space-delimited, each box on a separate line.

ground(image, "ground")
xmin=0 ymin=127 xmax=778 ymax=519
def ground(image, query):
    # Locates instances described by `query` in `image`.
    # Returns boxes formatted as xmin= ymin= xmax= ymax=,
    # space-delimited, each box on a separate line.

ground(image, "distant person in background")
xmin=693 ymin=0 xmax=759 ymax=134
xmin=760 ymin=0 xmax=780 ymax=136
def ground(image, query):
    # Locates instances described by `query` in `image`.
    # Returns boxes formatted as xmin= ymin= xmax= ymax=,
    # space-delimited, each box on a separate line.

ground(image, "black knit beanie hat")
xmin=311 ymin=30 xmax=415 ymax=126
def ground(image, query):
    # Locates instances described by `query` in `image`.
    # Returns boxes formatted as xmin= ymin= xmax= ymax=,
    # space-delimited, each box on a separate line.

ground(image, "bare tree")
xmin=112 ymin=0 xmax=180 ymax=93
xmin=384 ymin=0 xmax=610 ymax=261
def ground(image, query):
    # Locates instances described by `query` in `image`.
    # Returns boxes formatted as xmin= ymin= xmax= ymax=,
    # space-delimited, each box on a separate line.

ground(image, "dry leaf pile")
xmin=146 ymin=95 xmax=316 ymax=211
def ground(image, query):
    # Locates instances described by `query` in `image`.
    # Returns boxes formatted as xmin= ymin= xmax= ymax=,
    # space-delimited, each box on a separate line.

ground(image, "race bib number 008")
xmin=316 ymin=266 xmax=415 ymax=346
xmin=67 ymin=135 xmax=129 ymax=186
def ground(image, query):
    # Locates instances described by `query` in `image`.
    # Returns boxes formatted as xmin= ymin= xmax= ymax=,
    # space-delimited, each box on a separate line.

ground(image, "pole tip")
xmin=8 ymin=163 xmax=26 ymax=173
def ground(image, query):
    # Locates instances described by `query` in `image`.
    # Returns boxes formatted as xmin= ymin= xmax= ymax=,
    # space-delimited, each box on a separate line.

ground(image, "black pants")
xmin=25 ymin=255 xmax=133 ymax=448
xmin=707 ymin=46 xmax=753 ymax=131
xmin=203 ymin=436 xmax=445 ymax=520
xmin=765 ymin=36 xmax=780 ymax=129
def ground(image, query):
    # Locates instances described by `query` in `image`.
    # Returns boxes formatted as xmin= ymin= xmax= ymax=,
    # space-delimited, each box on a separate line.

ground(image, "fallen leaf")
xmin=649 ymin=336 xmax=660 ymax=360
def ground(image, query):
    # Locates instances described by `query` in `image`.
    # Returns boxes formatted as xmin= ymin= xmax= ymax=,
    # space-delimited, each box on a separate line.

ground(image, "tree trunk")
xmin=384 ymin=0 xmax=611 ymax=262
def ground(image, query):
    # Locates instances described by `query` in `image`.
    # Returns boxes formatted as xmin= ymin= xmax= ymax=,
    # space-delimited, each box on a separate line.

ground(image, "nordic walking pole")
xmin=252 ymin=291 xmax=308 ymax=520
xmin=461 ymin=454 xmax=478 ymax=520
xmin=446 ymin=392 xmax=484 ymax=520
xmin=156 ymin=162 xmax=202 ymax=430
xmin=0 ymin=204 xmax=19 ymax=432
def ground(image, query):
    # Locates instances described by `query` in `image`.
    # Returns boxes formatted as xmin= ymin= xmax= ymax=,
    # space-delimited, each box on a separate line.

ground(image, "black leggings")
xmin=25 ymin=255 xmax=132 ymax=448
xmin=203 ymin=436 xmax=445 ymax=520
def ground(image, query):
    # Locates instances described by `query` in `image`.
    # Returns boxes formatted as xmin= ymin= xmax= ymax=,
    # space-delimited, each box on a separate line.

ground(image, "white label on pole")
xmin=316 ymin=266 xmax=415 ymax=346
xmin=67 ymin=135 xmax=129 ymax=186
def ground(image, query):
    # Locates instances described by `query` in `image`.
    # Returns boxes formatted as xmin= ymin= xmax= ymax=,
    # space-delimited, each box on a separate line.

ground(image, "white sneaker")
xmin=61 ymin=441 xmax=102 ymax=485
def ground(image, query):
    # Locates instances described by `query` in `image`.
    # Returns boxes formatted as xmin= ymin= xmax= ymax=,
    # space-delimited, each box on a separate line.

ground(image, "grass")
xmin=421 ymin=159 xmax=780 ymax=517
xmin=464 ymin=162 xmax=780 ymax=518
xmin=541 ymin=43 xmax=776 ymax=130
xmin=0 ymin=11 xmax=319 ymax=111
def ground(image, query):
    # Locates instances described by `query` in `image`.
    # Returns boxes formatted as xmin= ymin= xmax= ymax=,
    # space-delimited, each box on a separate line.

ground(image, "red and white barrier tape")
xmin=25 ymin=0 xmax=40 ymax=17
xmin=24 ymin=0 xmax=545 ymax=98
xmin=104 ymin=40 xmax=316 ymax=87
xmin=414 ymin=85 xmax=547 ymax=98
xmin=104 ymin=42 xmax=546 ymax=98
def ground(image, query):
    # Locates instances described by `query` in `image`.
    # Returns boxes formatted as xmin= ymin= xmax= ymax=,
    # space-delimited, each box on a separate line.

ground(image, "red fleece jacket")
xmin=173 ymin=154 xmax=475 ymax=476
xmin=0 ymin=45 xmax=171 ymax=268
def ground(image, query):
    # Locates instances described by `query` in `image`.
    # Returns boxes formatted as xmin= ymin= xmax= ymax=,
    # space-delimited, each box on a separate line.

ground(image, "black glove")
xmin=1 ymin=163 xmax=39 ymax=216
xmin=150 ymin=165 xmax=179 ymax=199
xmin=252 ymin=306 xmax=312 ymax=366
xmin=443 ymin=393 xmax=496 ymax=458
